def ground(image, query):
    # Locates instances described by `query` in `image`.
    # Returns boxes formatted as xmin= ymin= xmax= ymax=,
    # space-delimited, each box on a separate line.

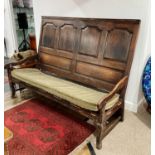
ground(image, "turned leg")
xmin=96 ymin=124 xmax=105 ymax=149
xmin=10 ymin=82 xmax=16 ymax=98
xmin=7 ymin=68 xmax=16 ymax=98
xmin=96 ymin=108 xmax=106 ymax=150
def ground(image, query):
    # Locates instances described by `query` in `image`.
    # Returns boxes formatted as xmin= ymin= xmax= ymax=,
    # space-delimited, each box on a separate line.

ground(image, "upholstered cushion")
xmin=11 ymin=68 xmax=120 ymax=111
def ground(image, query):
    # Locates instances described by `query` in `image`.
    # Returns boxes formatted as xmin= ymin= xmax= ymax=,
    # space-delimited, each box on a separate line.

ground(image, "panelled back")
xmin=38 ymin=17 xmax=140 ymax=92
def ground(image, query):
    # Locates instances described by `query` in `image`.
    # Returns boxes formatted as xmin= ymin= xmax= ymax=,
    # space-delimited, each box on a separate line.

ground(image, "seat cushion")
xmin=11 ymin=68 xmax=120 ymax=111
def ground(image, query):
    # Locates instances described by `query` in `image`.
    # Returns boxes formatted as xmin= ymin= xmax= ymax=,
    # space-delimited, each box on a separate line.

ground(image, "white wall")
xmin=33 ymin=0 xmax=151 ymax=112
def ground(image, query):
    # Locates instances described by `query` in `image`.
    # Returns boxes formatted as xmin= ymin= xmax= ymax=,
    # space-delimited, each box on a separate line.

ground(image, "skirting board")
xmin=125 ymin=97 xmax=145 ymax=113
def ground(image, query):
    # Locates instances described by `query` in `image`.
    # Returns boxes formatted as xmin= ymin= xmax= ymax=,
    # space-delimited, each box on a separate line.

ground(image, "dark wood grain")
xmin=79 ymin=26 xmax=102 ymax=57
xmin=104 ymin=29 xmax=132 ymax=61
xmin=76 ymin=62 xmax=123 ymax=83
xmin=58 ymin=24 xmax=76 ymax=52
xmin=39 ymin=52 xmax=72 ymax=71
xmin=41 ymin=23 xmax=56 ymax=48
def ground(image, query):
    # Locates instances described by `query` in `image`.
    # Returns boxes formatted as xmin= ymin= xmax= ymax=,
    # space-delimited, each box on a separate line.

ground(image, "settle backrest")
xmin=38 ymin=16 xmax=140 ymax=92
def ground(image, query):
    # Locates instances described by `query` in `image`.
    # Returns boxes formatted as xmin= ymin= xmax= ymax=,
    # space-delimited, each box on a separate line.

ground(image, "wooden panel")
xmin=58 ymin=24 xmax=76 ymax=52
xmin=79 ymin=26 xmax=101 ymax=57
xmin=41 ymin=23 xmax=56 ymax=48
xmin=76 ymin=52 xmax=126 ymax=71
xmin=38 ymin=17 xmax=140 ymax=91
xmin=39 ymin=52 xmax=72 ymax=71
xmin=76 ymin=62 xmax=123 ymax=83
xmin=40 ymin=47 xmax=74 ymax=59
xmin=104 ymin=29 xmax=132 ymax=61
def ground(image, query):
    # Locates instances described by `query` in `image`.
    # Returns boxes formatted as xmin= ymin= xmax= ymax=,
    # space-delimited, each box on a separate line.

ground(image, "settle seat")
xmin=5 ymin=16 xmax=140 ymax=149
xmin=12 ymin=68 xmax=119 ymax=111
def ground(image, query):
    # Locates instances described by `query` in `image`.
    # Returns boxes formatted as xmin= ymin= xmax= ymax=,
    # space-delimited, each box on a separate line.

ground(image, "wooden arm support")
xmin=4 ymin=54 xmax=38 ymax=69
xmin=98 ymin=76 xmax=128 ymax=110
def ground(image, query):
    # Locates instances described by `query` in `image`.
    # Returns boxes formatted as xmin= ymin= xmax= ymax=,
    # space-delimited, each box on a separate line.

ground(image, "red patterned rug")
xmin=5 ymin=99 xmax=95 ymax=155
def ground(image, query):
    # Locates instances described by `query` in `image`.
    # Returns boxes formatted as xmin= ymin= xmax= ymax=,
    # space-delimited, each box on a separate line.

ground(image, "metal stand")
xmin=18 ymin=29 xmax=30 ymax=51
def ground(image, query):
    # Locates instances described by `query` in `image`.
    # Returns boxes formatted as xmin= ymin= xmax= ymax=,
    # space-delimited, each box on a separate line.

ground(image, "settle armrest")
xmin=4 ymin=54 xmax=38 ymax=69
xmin=98 ymin=76 xmax=128 ymax=110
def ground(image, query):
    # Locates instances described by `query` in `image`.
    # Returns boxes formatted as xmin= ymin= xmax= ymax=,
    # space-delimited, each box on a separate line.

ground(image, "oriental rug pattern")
xmin=5 ymin=99 xmax=95 ymax=155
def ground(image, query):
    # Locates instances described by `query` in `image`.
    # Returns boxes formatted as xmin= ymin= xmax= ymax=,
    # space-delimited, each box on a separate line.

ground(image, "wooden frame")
xmin=5 ymin=17 xmax=140 ymax=149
